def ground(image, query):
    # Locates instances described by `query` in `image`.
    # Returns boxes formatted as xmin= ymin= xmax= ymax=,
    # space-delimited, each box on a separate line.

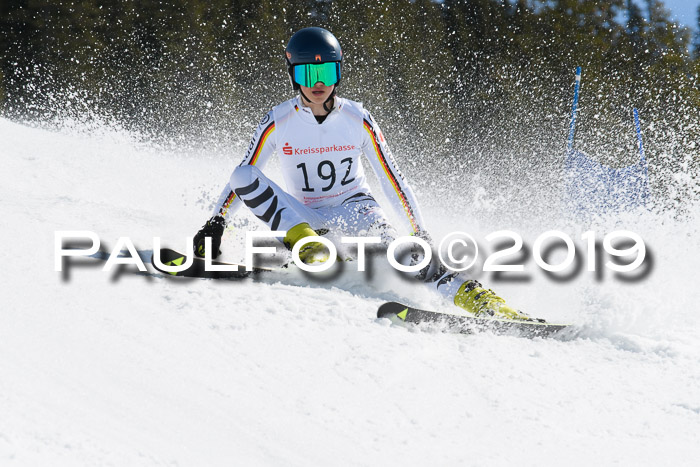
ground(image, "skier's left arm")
xmin=361 ymin=111 xmax=428 ymax=237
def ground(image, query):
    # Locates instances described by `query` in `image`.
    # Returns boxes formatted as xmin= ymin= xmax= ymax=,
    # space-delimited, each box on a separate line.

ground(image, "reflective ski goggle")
xmin=293 ymin=62 xmax=341 ymax=87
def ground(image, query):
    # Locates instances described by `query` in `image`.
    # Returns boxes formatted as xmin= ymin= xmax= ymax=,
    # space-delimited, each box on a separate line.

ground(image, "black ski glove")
xmin=409 ymin=230 xmax=456 ymax=285
xmin=410 ymin=229 xmax=435 ymax=280
xmin=412 ymin=229 xmax=433 ymax=246
xmin=193 ymin=215 xmax=226 ymax=259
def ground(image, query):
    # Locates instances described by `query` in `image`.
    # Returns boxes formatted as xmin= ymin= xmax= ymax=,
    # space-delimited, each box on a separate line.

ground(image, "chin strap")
xmin=299 ymin=88 xmax=312 ymax=105
xmin=323 ymin=86 xmax=337 ymax=113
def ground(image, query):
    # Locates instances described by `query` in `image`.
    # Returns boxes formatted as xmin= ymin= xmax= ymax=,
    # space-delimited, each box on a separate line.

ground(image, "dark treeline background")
xmin=0 ymin=0 xmax=698 ymax=171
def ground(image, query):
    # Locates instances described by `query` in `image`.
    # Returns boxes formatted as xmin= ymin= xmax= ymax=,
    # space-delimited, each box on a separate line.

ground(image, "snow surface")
xmin=2 ymin=117 xmax=700 ymax=466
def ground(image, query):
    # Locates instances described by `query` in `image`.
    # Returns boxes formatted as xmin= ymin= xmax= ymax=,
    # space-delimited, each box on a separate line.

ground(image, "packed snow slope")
xmin=2 ymin=117 xmax=699 ymax=466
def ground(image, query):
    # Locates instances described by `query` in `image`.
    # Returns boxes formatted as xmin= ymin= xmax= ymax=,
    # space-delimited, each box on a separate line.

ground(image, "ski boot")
xmin=284 ymin=223 xmax=330 ymax=264
xmin=454 ymin=280 xmax=540 ymax=321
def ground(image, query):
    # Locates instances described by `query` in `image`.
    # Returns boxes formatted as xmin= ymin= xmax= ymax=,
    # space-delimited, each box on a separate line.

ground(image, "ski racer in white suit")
xmin=194 ymin=27 xmax=532 ymax=321
xmin=213 ymin=97 xmax=418 ymax=244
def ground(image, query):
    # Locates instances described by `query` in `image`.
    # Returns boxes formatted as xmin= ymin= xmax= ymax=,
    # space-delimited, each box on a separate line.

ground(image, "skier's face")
xmin=300 ymin=82 xmax=334 ymax=106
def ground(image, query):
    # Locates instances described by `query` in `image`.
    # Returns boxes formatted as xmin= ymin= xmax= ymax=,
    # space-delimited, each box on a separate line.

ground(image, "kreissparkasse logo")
xmin=283 ymin=143 xmax=293 ymax=155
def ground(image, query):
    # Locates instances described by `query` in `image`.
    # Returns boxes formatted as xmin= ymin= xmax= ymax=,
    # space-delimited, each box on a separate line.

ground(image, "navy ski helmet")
xmin=285 ymin=27 xmax=343 ymax=91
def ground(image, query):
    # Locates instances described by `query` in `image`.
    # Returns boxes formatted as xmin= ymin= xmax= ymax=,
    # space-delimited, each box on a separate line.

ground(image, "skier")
xmin=193 ymin=27 xmax=532 ymax=321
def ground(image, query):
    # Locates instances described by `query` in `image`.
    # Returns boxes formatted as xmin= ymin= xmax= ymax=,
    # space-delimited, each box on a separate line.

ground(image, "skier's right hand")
xmin=193 ymin=215 xmax=226 ymax=259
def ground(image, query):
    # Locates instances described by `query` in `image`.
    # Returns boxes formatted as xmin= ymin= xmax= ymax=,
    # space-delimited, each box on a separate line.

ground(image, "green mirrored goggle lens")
xmin=293 ymin=62 xmax=340 ymax=87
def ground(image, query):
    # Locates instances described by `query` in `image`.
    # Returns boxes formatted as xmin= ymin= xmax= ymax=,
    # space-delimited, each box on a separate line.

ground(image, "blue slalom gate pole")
xmin=633 ymin=108 xmax=645 ymax=162
xmin=567 ymin=67 xmax=582 ymax=153
xmin=633 ymin=107 xmax=650 ymax=207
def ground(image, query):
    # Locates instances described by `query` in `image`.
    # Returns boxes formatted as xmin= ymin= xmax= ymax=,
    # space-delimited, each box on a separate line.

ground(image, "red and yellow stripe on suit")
xmin=362 ymin=119 xmax=419 ymax=232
